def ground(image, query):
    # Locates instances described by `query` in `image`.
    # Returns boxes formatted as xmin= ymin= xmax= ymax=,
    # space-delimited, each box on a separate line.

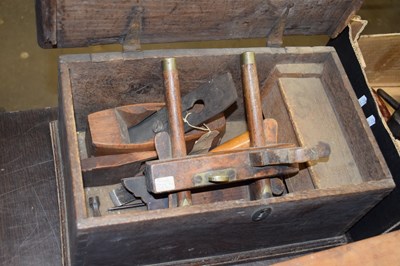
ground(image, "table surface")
xmin=0 ymin=108 xmax=61 ymax=266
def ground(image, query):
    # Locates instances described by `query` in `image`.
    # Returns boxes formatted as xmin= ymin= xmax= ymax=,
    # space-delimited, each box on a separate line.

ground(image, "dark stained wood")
xmin=36 ymin=0 xmax=363 ymax=48
xmin=57 ymin=47 xmax=394 ymax=265
xmin=146 ymin=144 xmax=298 ymax=194
xmin=321 ymin=54 xmax=392 ymax=183
xmin=75 ymin=181 xmax=392 ymax=265
xmin=65 ymin=48 xmax=330 ymax=132
xmin=165 ymin=235 xmax=348 ymax=266
xmin=192 ymin=119 xmax=278 ymax=205
xmin=35 ymin=0 xmax=57 ymax=48
xmin=0 ymin=108 xmax=61 ymax=266
xmin=274 ymin=230 xmax=400 ymax=266
xmin=58 ymin=64 xmax=87 ymax=264
xmin=81 ymin=151 xmax=157 ymax=187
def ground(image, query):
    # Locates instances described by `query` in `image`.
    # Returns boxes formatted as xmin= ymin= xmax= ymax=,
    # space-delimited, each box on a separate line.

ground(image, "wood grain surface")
xmin=36 ymin=0 xmax=363 ymax=48
xmin=0 ymin=108 xmax=61 ymax=266
xmin=273 ymin=230 xmax=400 ymax=266
xmin=358 ymin=34 xmax=400 ymax=87
xmin=279 ymin=77 xmax=363 ymax=188
xmin=57 ymin=47 xmax=394 ymax=265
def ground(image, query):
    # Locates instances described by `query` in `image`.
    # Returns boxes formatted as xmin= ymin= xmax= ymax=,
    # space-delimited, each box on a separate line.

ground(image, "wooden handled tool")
xmin=87 ymin=103 xmax=226 ymax=156
xmin=241 ymin=52 xmax=273 ymax=199
xmin=163 ymin=58 xmax=192 ymax=207
xmin=210 ymin=119 xmax=277 ymax=153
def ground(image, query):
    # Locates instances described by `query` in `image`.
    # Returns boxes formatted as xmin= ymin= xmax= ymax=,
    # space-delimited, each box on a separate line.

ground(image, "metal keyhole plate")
xmin=252 ymin=207 xmax=272 ymax=222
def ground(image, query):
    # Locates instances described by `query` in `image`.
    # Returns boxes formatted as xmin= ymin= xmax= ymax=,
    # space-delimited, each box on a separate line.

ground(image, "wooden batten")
xmin=36 ymin=0 xmax=363 ymax=48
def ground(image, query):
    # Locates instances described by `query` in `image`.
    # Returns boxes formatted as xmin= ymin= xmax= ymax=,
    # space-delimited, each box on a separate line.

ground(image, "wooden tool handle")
xmin=163 ymin=58 xmax=192 ymax=207
xmin=211 ymin=119 xmax=278 ymax=153
xmin=241 ymin=52 xmax=273 ymax=199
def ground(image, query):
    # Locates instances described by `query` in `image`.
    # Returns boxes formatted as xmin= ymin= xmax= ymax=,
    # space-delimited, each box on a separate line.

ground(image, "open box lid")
xmin=36 ymin=0 xmax=363 ymax=49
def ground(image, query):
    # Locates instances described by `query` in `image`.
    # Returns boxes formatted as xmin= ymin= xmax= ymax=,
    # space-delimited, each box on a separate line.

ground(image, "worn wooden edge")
xmin=50 ymin=120 xmax=70 ymax=266
xmin=58 ymin=47 xmax=335 ymax=64
xmin=59 ymin=63 xmax=87 ymax=219
xmin=76 ymin=179 xmax=394 ymax=229
xmin=324 ymin=51 xmax=393 ymax=180
xmin=156 ymin=235 xmax=348 ymax=266
xmin=37 ymin=0 xmax=363 ymax=48
xmin=273 ymin=230 xmax=400 ymax=266
xmin=35 ymin=0 xmax=57 ymax=48
xmin=329 ymin=0 xmax=364 ymax=38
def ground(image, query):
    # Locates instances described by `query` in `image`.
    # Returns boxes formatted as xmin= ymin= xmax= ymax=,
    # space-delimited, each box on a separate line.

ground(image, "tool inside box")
xmin=65 ymin=48 xmax=388 ymax=217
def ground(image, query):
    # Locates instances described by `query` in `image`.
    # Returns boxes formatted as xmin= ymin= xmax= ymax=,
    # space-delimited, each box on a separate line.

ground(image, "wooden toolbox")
xmin=36 ymin=1 xmax=395 ymax=265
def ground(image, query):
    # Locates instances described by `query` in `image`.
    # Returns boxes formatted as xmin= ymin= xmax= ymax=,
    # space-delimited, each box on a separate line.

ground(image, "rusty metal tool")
xmin=128 ymin=72 xmax=237 ymax=143
xmin=241 ymin=51 xmax=273 ymax=199
xmin=122 ymin=175 xmax=169 ymax=210
xmin=118 ymin=132 xmax=172 ymax=210
xmin=109 ymin=185 xmax=138 ymax=207
xmin=108 ymin=185 xmax=147 ymax=211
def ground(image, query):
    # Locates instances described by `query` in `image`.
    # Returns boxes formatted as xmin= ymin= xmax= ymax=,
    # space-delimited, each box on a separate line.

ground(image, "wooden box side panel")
xmin=37 ymin=0 xmax=363 ymax=48
xmin=58 ymin=64 xmax=89 ymax=265
xmin=321 ymin=53 xmax=392 ymax=183
xmin=57 ymin=47 xmax=395 ymax=264
xmin=73 ymin=182 xmax=392 ymax=265
xmin=65 ymin=48 xmax=329 ymax=132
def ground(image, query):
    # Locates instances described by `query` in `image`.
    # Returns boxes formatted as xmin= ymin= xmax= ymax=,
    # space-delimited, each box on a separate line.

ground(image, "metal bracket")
xmin=123 ymin=6 xmax=144 ymax=52
xmin=266 ymin=3 xmax=294 ymax=47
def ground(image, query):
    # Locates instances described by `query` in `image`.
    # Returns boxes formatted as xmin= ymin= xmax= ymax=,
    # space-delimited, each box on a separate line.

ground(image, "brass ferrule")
xmin=241 ymin=51 xmax=256 ymax=65
xmin=163 ymin=58 xmax=176 ymax=71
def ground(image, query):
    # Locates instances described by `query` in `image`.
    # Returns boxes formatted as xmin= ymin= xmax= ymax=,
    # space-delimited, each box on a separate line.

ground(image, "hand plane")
xmin=88 ymin=72 xmax=237 ymax=156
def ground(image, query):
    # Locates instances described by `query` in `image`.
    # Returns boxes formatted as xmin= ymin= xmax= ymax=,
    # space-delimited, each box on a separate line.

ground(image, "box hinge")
xmin=266 ymin=3 xmax=293 ymax=47
xmin=123 ymin=6 xmax=144 ymax=52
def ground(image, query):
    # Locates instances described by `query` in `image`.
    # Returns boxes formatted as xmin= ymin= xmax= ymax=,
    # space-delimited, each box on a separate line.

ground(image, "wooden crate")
xmin=55 ymin=47 xmax=393 ymax=265
xmin=37 ymin=0 xmax=394 ymax=265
